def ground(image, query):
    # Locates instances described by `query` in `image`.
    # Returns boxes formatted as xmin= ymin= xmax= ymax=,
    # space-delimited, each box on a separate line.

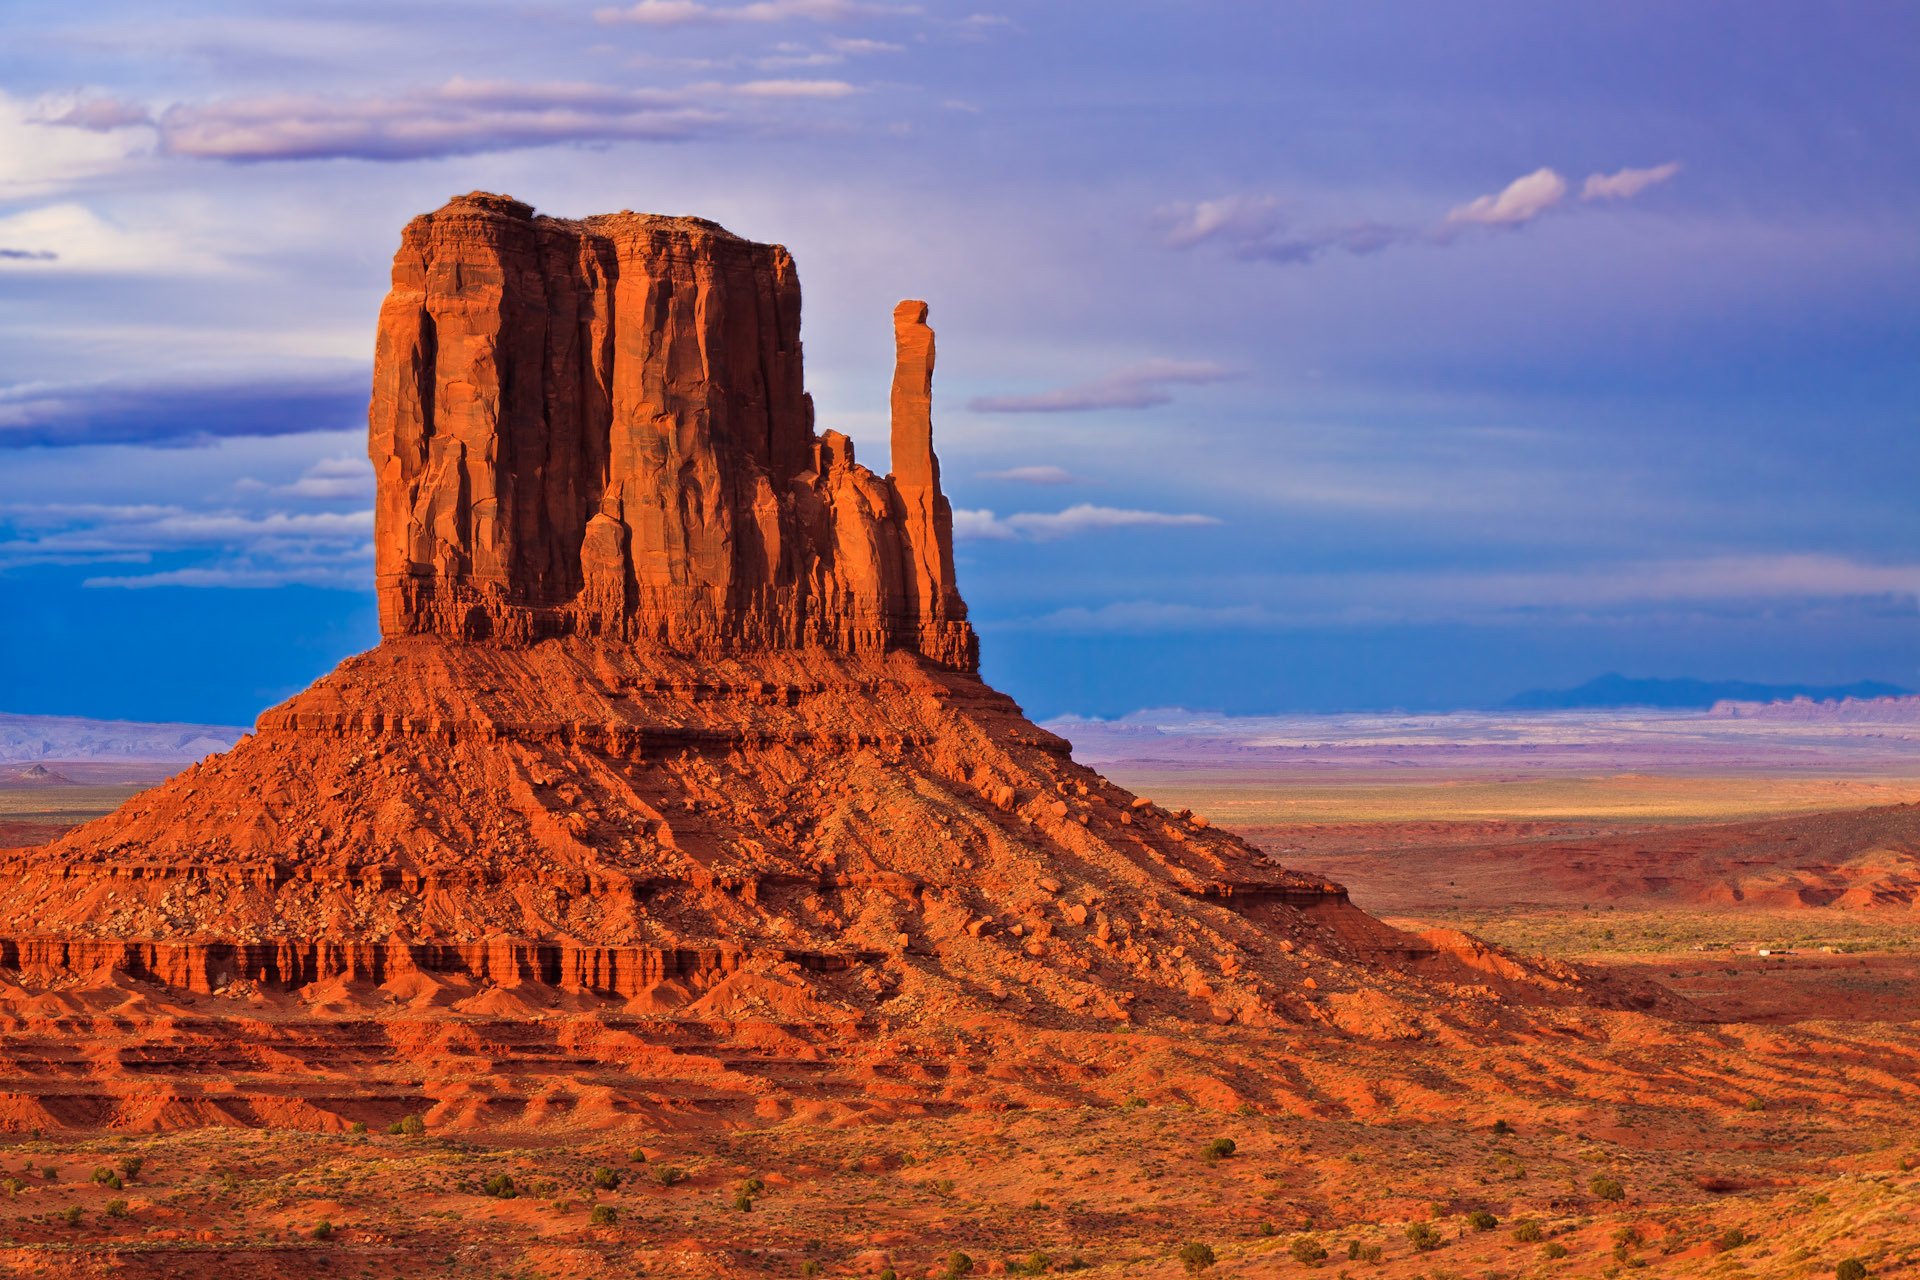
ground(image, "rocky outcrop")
xmin=372 ymin=192 xmax=974 ymax=668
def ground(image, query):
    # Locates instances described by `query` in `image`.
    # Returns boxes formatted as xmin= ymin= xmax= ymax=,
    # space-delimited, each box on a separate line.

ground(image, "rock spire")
xmin=371 ymin=191 xmax=974 ymax=668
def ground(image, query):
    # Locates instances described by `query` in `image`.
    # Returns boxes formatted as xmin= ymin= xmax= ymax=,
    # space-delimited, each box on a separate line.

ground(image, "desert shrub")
xmin=1543 ymin=1242 xmax=1570 ymax=1260
xmin=1256 ymin=1221 xmax=1275 ymax=1237
xmin=653 ymin=1165 xmax=688 ymax=1187
xmin=1177 ymin=1243 xmax=1215 ymax=1273
xmin=1345 ymin=1240 xmax=1382 ymax=1263
xmin=931 ymin=1178 xmax=956 ymax=1197
xmin=802 ymin=1263 xmax=822 ymax=1278
xmin=116 ymin=1156 xmax=143 ymax=1179
xmin=944 ymin=1252 xmax=975 ymax=1279
xmin=1 ymin=1178 xmax=25 ymax=1195
xmin=348 ymin=1121 xmax=367 ymax=1135
xmin=1715 ymin=1228 xmax=1752 ymax=1252
xmin=1017 ymin=1251 xmax=1051 ymax=1275
xmin=1491 ymin=1119 xmax=1512 ymax=1135
xmin=590 ymin=1166 xmax=621 ymax=1191
xmin=389 ymin=1114 xmax=426 ymax=1137
xmin=1512 ymin=1221 xmax=1545 ymax=1243
xmin=1589 ymin=1175 xmax=1626 ymax=1201
xmin=41 ymin=1167 xmax=57 ymax=1182
xmin=1203 ymin=1138 xmax=1236 ymax=1163
xmin=1404 ymin=1221 xmax=1443 ymax=1252
xmin=733 ymin=1190 xmax=754 ymax=1212
xmin=62 ymin=1206 xmax=82 ymax=1226
xmin=91 ymin=1168 xmax=123 ymax=1190
xmin=589 ymin=1204 xmax=619 ymax=1226
xmin=482 ymin=1173 xmax=517 ymax=1200
xmin=311 ymin=1220 xmax=334 ymax=1240
xmin=1743 ymin=1097 xmax=1766 ymax=1112
xmin=1613 ymin=1226 xmax=1643 ymax=1247
xmin=628 ymin=1146 xmax=649 ymax=1163
xmin=219 ymin=1172 xmax=240 ymax=1193
xmin=878 ymin=1270 xmax=898 ymax=1280
xmin=1836 ymin=1260 xmax=1869 ymax=1280
xmin=104 ymin=1199 xmax=128 ymax=1218
xmin=1466 ymin=1210 xmax=1497 ymax=1232
xmin=1289 ymin=1236 xmax=1327 ymax=1265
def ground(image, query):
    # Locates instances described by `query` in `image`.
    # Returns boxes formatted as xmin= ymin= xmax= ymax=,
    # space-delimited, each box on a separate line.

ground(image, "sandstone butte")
xmin=0 ymin=193 xmax=1910 ymax=1134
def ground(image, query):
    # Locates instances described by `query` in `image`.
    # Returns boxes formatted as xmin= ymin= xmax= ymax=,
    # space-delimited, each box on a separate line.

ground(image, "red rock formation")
xmin=372 ymin=192 xmax=974 ymax=668
xmin=0 ymin=194 xmax=1694 ymax=1132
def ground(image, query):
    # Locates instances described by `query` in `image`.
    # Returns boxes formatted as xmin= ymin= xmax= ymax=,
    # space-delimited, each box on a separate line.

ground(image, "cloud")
xmin=0 ymin=374 xmax=367 ymax=447
xmin=82 ymin=564 xmax=367 ymax=589
xmin=827 ymin=36 xmax=903 ymax=53
xmin=34 ymin=96 xmax=154 ymax=132
xmin=977 ymin=465 xmax=1076 ymax=485
xmin=276 ymin=455 xmax=373 ymax=500
xmin=1583 ymin=161 xmax=1682 ymax=201
xmin=967 ymin=359 xmax=1235 ymax=413
xmin=0 ymin=202 xmax=228 ymax=275
xmin=1171 ymin=161 xmax=1683 ymax=269
xmin=1160 ymin=195 xmax=1284 ymax=250
xmin=1159 ymin=196 xmax=1410 ymax=265
xmin=1004 ymin=554 xmax=1920 ymax=636
xmin=1445 ymin=166 xmax=1569 ymax=227
xmin=954 ymin=504 xmax=1221 ymax=541
xmin=727 ymin=78 xmax=859 ymax=98
xmin=155 ymin=78 xmax=726 ymax=162
xmin=2 ymin=92 xmax=153 ymax=198
xmin=596 ymin=0 xmax=901 ymax=25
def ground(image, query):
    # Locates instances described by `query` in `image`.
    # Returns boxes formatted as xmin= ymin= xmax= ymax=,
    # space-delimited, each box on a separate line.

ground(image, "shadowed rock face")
xmin=372 ymin=191 xmax=973 ymax=668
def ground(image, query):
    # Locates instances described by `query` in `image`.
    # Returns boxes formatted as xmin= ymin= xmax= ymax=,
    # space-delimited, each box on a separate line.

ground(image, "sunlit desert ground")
xmin=1 ymin=704 xmax=1915 ymax=1279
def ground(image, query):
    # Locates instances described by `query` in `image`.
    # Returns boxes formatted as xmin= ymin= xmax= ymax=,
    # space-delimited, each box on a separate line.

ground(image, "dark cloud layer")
xmin=0 ymin=375 xmax=369 ymax=448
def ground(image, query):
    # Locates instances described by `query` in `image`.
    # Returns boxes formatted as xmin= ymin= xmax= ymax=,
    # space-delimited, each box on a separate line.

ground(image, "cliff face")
xmin=371 ymin=191 xmax=974 ymax=668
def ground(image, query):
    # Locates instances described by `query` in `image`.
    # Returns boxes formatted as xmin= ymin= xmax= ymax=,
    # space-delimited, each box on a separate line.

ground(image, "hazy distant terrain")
xmin=1049 ymin=701 xmax=1920 ymax=779
xmin=0 ymin=711 xmax=244 ymax=766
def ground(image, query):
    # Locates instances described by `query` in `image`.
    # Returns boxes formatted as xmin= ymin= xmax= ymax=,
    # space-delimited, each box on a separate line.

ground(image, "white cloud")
xmin=977 ymin=465 xmax=1076 ymax=485
xmin=728 ymin=78 xmax=860 ymax=98
xmin=954 ymin=504 xmax=1221 ymax=541
xmin=1446 ymin=167 xmax=1569 ymax=227
xmin=34 ymin=95 xmax=154 ymax=132
xmin=156 ymin=79 xmax=726 ymax=162
xmin=276 ymin=455 xmax=373 ymax=500
xmin=0 ymin=92 xmax=153 ymax=199
xmin=0 ymin=203 xmax=228 ymax=276
xmin=1583 ymin=161 xmax=1682 ymax=201
xmin=1159 ymin=194 xmax=1284 ymax=250
xmin=968 ymin=359 xmax=1235 ymax=413
xmin=596 ymin=0 xmax=900 ymax=25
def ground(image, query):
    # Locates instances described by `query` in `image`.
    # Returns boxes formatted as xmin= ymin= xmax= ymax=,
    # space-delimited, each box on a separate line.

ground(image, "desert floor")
xmin=1 ymin=768 xmax=1914 ymax=1279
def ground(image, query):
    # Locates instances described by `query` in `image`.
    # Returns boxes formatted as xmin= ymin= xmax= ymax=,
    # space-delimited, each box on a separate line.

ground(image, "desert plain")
xmin=2 ymin=701 xmax=1916 ymax=1279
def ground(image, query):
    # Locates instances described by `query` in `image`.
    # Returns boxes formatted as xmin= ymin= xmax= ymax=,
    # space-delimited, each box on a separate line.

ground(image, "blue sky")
xmin=2 ymin=1 xmax=1917 ymax=724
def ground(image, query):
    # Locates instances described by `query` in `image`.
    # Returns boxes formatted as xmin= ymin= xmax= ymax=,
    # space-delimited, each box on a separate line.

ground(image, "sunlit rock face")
xmin=370 ymin=191 xmax=974 ymax=669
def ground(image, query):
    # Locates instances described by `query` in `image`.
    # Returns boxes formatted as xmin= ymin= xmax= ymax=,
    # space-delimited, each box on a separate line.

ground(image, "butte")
xmin=0 ymin=194 xmax=1682 ymax=1128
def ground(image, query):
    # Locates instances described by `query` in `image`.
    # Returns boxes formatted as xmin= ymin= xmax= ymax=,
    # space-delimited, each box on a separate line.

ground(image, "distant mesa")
xmin=1504 ymin=673 xmax=1911 ymax=711
xmin=0 ymin=710 xmax=246 ymax=764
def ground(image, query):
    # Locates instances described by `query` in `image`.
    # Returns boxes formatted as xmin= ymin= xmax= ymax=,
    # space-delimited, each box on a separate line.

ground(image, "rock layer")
xmin=372 ymin=192 xmax=973 ymax=667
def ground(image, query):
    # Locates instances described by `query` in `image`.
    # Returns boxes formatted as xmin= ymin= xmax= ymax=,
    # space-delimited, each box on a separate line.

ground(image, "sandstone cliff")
xmin=372 ymin=192 xmax=973 ymax=668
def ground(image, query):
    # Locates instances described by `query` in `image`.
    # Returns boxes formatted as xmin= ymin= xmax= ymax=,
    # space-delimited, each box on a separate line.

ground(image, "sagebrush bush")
xmin=1513 ymin=1220 xmax=1545 ymax=1243
xmin=590 ymin=1166 xmax=620 ymax=1191
xmin=1466 ymin=1210 xmax=1498 ymax=1232
xmin=482 ymin=1173 xmax=517 ymax=1199
xmin=1589 ymin=1175 xmax=1625 ymax=1201
xmin=1289 ymin=1236 xmax=1327 ymax=1265
xmin=1405 ymin=1221 xmax=1442 ymax=1252
xmin=389 ymin=1114 xmax=426 ymax=1137
xmin=1178 ymin=1242 xmax=1215 ymax=1273
xmin=1203 ymin=1138 xmax=1236 ymax=1163
xmin=589 ymin=1204 xmax=619 ymax=1226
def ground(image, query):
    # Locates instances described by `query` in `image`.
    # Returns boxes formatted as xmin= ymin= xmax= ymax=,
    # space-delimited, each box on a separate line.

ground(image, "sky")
xmin=1 ymin=0 xmax=1917 ymax=725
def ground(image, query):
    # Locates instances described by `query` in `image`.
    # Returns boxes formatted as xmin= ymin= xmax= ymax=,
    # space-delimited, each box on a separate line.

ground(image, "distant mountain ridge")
xmin=0 ymin=712 xmax=246 ymax=764
xmin=1504 ymin=674 xmax=1911 ymax=711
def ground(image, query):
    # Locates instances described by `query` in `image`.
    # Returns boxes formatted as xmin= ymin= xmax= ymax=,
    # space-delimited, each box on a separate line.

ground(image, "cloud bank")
xmin=967 ymin=359 xmax=1235 ymax=413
